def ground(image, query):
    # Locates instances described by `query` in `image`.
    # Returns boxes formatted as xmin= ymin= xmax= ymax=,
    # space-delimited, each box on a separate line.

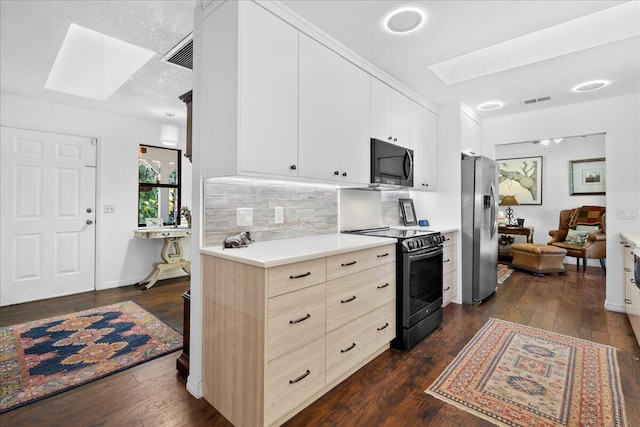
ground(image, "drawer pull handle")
xmin=377 ymin=323 xmax=389 ymax=331
xmin=377 ymin=253 xmax=389 ymax=258
xmin=443 ymin=286 xmax=451 ymax=291
xmin=289 ymin=370 xmax=311 ymax=384
xmin=625 ymin=299 xmax=632 ymax=304
xmin=341 ymin=295 xmax=357 ymax=303
xmin=341 ymin=261 xmax=357 ymax=267
xmin=341 ymin=343 xmax=356 ymax=353
xmin=289 ymin=314 xmax=311 ymax=324
xmin=624 ymin=268 xmax=632 ymax=272
xmin=377 ymin=283 xmax=390 ymax=289
xmin=290 ymin=272 xmax=311 ymax=279
xmin=443 ymin=259 xmax=451 ymax=263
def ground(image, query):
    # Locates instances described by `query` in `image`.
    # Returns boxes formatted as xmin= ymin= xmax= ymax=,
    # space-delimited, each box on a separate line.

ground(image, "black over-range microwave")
xmin=370 ymin=138 xmax=414 ymax=187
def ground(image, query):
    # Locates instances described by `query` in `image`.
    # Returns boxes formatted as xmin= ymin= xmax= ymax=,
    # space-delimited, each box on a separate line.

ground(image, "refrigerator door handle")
xmin=489 ymin=183 xmax=497 ymax=237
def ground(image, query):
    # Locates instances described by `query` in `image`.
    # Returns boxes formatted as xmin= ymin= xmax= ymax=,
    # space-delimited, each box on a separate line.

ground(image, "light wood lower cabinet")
xmin=202 ymin=243 xmax=396 ymax=427
xmin=442 ymin=231 xmax=458 ymax=305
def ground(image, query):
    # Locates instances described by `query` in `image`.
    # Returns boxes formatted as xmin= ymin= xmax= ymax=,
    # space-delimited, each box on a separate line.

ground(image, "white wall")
xmin=1 ymin=92 xmax=192 ymax=290
xmin=483 ymin=94 xmax=640 ymax=312
xmin=495 ymin=134 xmax=606 ymax=252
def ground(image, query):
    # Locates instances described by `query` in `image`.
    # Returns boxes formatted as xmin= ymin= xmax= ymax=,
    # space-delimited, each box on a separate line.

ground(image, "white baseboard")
xmin=186 ymin=377 xmax=203 ymax=398
xmin=97 ymin=271 xmax=189 ymax=290
xmin=604 ymin=299 xmax=626 ymax=313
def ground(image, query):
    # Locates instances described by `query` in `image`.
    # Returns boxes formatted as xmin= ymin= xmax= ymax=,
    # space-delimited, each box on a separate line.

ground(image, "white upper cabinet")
xmin=238 ymin=1 xmax=299 ymax=177
xmin=370 ymin=78 xmax=411 ymax=147
xmin=411 ymin=101 xmax=437 ymax=191
xmin=298 ymin=34 xmax=369 ymax=184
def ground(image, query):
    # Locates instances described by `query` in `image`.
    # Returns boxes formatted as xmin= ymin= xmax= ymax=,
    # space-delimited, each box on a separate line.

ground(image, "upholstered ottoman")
xmin=510 ymin=243 xmax=567 ymax=276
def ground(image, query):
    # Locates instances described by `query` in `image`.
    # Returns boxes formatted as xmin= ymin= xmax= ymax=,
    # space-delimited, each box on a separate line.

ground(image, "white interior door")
xmin=1 ymin=126 xmax=96 ymax=306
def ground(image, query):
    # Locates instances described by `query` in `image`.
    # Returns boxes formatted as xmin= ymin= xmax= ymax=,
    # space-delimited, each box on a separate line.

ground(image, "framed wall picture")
xmin=496 ymin=156 xmax=543 ymax=205
xmin=399 ymin=198 xmax=417 ymax=226
xmin=569 ymin=157 xmax=605 ymax=195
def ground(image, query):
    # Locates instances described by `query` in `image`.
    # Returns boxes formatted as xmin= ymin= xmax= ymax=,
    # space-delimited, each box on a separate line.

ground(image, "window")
xmin=138 ymin=145 xmax=181 ymax=227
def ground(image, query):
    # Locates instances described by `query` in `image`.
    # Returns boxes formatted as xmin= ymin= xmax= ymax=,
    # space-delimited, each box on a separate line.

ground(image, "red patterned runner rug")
xmin=0 ymin=301 xmax=182 ymax=413
xmin=426 ymin=318 xmax=627 ymax=426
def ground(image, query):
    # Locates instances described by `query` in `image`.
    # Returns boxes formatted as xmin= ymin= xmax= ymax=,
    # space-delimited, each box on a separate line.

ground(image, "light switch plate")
xmin=237 ymin=208 xmax=253 ymax=226
xmin=275 ymin=207 xmax=284 ymax=224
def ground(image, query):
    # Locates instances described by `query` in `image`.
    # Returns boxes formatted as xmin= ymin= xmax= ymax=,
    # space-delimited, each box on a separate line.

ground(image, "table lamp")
xmin=499 ymin=195 xmax=519 ymax=226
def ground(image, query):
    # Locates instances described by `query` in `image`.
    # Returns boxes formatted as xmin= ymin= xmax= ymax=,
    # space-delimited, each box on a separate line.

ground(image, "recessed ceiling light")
xmin=553 ymin=138 xmax=564 ymax=144
xmin=45 ymin=23 xmax=156 ymax=100
xmin=477 ymin=101 xmax=503 ymax=111
xmin=384 ymin=8 xmax=425 ymax=34
xmin=572 ymin=80 xmax=610 ymax=93
xmin=539 ymin=139 xmax=551 ymax=146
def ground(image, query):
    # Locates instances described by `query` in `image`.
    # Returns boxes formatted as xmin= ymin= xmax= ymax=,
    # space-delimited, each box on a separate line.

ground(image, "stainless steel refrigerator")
xmin=461 ymin=154 xmax=498 ymax=305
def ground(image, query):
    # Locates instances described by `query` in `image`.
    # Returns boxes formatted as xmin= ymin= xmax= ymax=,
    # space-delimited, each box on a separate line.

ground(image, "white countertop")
xmin=622 ymin=232 xmax=640 ymax=256
xmin=201 ymin=233 xmax=397 ymax=268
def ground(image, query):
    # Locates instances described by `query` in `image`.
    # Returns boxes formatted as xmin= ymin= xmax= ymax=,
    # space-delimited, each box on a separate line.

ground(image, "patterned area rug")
xmin=0 ymin=301 xmax=182 ymax=413
xmin=498 ymin=264 xmax=514 ymax=284
xmin=426 ymin=318 xmax=627 ymax=427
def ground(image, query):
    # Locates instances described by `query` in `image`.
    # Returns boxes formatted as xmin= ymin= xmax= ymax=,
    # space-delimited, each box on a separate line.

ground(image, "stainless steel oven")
xmin=343 ymin=227 xmax=444 ymax=350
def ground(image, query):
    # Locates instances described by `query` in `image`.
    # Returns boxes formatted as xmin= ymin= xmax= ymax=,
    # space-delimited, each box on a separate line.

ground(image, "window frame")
xmin=138 ymin=144 xmax=182 ymax=227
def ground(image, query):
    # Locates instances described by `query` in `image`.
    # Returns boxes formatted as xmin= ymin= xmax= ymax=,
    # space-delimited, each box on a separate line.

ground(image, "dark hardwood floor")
xmin=1 ymin=267 xmax=638 ymax=426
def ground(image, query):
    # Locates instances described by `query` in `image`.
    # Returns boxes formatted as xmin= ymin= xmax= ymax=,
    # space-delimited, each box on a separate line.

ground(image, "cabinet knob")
xmin=388 ymin=136 xmax=392 ymax=141
xmin=334 ymin=171 xmax=339 ymax=175
xmin=393 ymin=138 xmax=397 ymax=142
xmin=86 ymin=220 xmax=93 ymax=225
xmin=290 ymin=165 xmax=297 ymax=170
xmin=342 ymin=172 xmax=347 ymax=177
xmin=422 ymin=183 xmax=428 ymax=187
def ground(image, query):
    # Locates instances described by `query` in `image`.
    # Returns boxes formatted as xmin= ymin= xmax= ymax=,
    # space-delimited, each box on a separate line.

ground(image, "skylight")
xmin=45 ymin=23 xmax=156 ymax=100
xmin=428 ymin=1 xmax=639 ymax=84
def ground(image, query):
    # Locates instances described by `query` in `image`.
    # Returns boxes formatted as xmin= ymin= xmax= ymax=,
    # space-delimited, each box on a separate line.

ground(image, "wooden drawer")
xmin=267 ymin=283 xmax=326 ymax=361
xmin=443 ymin=270 xmax=456 ymax=306
xmin=326 ymin=244 xmax=395 ymax=281
xmin=266 ymin=338 xmax=325 ymax=426
xmin=443 ymin=244 xmax=456 ymax=276
xmin=326 ymin=262 xmax=395 ymax=332
xmin=442 ymin=232 xmax=456 ymax=248
xmin=268 ymin=257 xmax=326 ymax=298
xmin=326 ymin=301 xmax=395 ymax=384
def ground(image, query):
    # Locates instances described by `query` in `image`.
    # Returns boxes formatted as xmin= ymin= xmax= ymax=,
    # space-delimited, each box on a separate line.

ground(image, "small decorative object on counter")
xmin=419 ymin=219 xmax=429 ymax=227
xmin=223 ymin=231 xmax=253 ymax=249
xmin=517 ymin=218 xmax=525 ymax=226
xmin=180 ymin=206 xmax=191 ymax=228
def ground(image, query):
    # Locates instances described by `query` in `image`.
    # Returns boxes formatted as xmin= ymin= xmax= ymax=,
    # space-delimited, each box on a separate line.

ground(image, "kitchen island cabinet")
xmin=201 ymin=234 xmax=396 ymax=427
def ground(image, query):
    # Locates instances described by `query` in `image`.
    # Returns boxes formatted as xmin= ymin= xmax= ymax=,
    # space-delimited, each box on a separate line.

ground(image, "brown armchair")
xmin=548 ymin=207 xmax=606 ymax=274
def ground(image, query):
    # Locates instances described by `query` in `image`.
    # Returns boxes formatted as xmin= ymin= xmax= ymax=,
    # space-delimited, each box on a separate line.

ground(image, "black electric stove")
xmin=344 ymin=227 xmax=445 ymax=350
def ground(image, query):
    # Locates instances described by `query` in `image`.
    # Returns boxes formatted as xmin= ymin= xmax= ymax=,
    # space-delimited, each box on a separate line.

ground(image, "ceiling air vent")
xmin=162 ymin=33 xmax=193 ymax=70
xmin=523 ymin=95 xmax=553 ymax=105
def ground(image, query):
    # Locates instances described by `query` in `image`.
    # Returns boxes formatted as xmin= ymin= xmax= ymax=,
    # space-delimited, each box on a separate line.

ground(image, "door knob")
xmin=86 ymin=220 xmax=93 ymax=225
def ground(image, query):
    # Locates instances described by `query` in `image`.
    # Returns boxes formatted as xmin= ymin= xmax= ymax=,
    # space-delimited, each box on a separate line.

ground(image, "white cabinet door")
xmin=370 ymin=78 xmax=393 ymax=143
xmin=335 ymin=53 xmax=370 ymax=184
xmin=411 ymin=101 xmax=437 ymax=191
xmin=391 ymin=91 xmax=411 ymax=147
xmin=239 ymin=2 xmax=299 ymax=177
xmin=299 ymin=34 xmax=369 ymax=184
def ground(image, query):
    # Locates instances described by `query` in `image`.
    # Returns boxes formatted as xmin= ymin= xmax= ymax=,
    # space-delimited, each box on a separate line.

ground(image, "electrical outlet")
xmin=104 ymin=204 xmax=116 ymax=213
xmin=275 ymin=207 xmax=284 ymax=224
xmin=236 ymin=208 xmax=253 ymax=226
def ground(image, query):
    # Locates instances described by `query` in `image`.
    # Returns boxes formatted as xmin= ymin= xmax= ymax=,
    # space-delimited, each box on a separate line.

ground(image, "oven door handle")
xmin=408 ymin=246 xmax=443 ymax=261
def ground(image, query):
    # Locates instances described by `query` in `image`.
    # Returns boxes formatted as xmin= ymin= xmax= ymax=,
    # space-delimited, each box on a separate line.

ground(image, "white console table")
xmin=133 ymin=227 xmax=191 ymax=289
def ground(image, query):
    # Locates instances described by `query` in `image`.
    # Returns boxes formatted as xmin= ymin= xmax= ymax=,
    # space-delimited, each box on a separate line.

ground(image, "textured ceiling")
xmin=1 ymin=1 xmax=638 ymax=124
xmin=0 ymin=0 xmax=196 ymax=124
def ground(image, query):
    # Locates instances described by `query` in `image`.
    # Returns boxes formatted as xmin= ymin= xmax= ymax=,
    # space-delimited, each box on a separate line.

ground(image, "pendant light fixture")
xmin=161 ymin=112 xmax=179 ymax=146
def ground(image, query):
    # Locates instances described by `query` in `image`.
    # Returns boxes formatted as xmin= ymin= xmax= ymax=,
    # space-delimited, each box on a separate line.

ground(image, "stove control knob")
xmin=407 ymin=241 xmax=414 ymax=250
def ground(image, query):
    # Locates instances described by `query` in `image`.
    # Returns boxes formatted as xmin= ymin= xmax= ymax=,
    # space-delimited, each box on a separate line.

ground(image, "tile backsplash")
xmin=203 ymin=178 xmax=338 ymax=246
